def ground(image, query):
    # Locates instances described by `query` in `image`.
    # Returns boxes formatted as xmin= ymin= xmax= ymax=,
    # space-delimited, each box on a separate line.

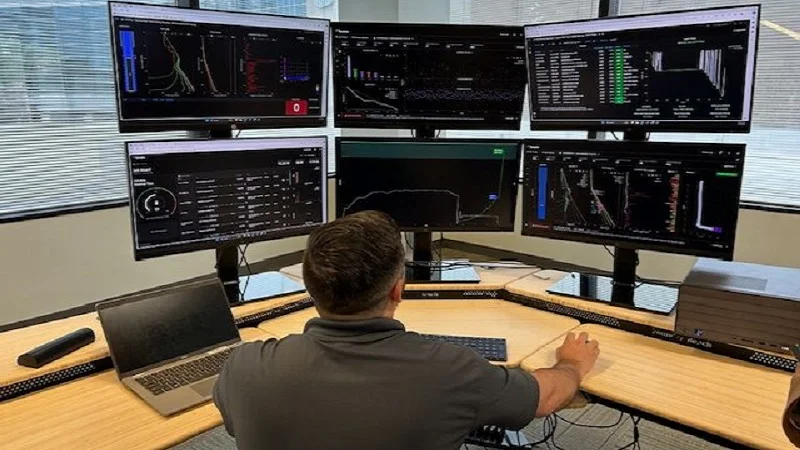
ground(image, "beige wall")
xmin=450 ymin=187 xmax=800 ymax=283
xmin=0 ymin=180 xmax=339 ymax=327
xmin=0 ymin=207 xmax=308 ymax=326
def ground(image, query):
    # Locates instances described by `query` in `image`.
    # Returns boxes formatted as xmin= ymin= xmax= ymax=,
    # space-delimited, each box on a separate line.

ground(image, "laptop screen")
xmin=97 ymin=281 xmax=239 ymax=375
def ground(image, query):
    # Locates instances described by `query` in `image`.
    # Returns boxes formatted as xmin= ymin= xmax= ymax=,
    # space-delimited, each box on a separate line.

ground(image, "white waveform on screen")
xmin=695 ymin=180 xmax=723 ymax=233
xmin=650 ymin=49 xmax=725 ymax=96
xmin=343 ymin=189 xmax=461 ymax=223
xmin=699 ymin=49 xmax=726 ymax=96
xmin=345 ymin=87 xmax=399 ymax=111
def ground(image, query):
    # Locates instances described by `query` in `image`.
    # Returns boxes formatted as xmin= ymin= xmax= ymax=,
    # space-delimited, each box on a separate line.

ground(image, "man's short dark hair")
xmin=303 ymin=211 xmax=405 ymax=315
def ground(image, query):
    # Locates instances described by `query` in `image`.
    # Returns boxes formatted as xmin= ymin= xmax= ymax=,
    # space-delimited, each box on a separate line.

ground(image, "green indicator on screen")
xmin=493 ymin=148 xmax=505 ymax=155
xmin=716 ymin=172 xmax=739 ymax=178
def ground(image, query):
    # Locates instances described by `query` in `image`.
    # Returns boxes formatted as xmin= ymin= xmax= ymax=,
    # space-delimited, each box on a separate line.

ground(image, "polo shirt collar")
xmin=304 ymin=317 xmax=405 ymax=340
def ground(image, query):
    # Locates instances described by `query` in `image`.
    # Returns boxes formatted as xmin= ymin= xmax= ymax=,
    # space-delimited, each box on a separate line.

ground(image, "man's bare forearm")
xmin=530 ymin=361 xmax=583 ymax=417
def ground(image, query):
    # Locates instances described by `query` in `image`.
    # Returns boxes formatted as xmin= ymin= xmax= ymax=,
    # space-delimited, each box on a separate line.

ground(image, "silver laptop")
xmin=97 ymin=280 xmax=242 ymax=416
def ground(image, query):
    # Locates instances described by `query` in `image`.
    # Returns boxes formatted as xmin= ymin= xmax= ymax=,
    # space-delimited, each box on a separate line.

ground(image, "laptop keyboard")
xmin=135 ymin=348 xmax=234 ymax=396
xmin=420 ymin=334 xmax=508 ymax=362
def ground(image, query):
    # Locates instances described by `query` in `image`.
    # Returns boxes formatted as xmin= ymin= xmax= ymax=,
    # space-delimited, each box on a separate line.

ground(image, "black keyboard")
xmin=135 ymin=348 xmax=234 ymax=396
xmin=420 ymin=334 xmax=508 ymax=362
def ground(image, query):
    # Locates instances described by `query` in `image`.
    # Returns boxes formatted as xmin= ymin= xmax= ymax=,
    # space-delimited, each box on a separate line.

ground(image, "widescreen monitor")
xmin=521 ymin=139 xmax=745 ymax=259
xmin=524 ymin=5 xmax=760 ymax=132
xmin=332 ymin=23 xmax=527 ymax=130
xmin=336 ymin=138 xmax=521 ymax=231
xmin=109 ymin=2 xmax=330 ymax=132
xmin=126 ymin=136 xmax=327 ymax=259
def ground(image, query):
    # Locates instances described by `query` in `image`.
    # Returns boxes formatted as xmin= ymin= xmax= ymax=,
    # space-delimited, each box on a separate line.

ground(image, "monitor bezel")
xmin=335 ymin=136 xmax=523 ymax=232
xmin=519 ymin=138 xmax=746 ymax=261
xmin=125 ymin=135 xmax=329 ymax=261
xmin=523 ymin=4 xmax=762 ymax=134
xmin=331 ymin=22 xmax=527 ymax=131
xmin=108 ymin=1 xmax=331 ymax=133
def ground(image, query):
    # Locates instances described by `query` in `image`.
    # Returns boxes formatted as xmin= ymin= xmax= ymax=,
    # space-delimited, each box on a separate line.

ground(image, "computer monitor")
xmin=126 ymin=136 xmax=328 ymax=260
xmin=336 ymin=138 xmax=521 ymax=232
xmin=521 ymin=139 xmax=745 ymax=313
xmin=332 ymin=23 xmax=527 ymax=131
xmin=524 ymin=5 xmax=760 ymax=133
xmin=109 ymin=2 xmax=330 ymax=132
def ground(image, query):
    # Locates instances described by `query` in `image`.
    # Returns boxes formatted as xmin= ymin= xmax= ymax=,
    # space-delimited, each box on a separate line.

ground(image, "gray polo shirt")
xmin=214 ymin=317 xmax=539 ymax=450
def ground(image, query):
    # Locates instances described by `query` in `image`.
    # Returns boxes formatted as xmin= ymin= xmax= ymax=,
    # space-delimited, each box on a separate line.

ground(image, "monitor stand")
xmin=546 ymin=247 xmax=678 ymax=315
xmin=403 ymin=126 xmax=479 ymax=284
xmin=216 ymin=246 xmax=305 ymax=305
xmin=405 ymin=232 xmax=480 ymax=284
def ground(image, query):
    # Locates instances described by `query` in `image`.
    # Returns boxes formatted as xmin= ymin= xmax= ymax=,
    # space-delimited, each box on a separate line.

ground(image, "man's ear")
xmin=389 ymin=275 xmax=404 ymax=305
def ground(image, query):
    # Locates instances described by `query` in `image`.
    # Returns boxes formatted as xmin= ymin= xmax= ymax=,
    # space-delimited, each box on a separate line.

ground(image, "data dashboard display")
xmin=525 ymin=6 xmax=760 ymax=132
xmin=522 ymin=140 xmax=745 ymax=258
xmin=336 ymin=139 xmax=521 ymax=231
xmin=127 ymin=137 xmax=327 ymax=259
xmin=332 ymin=23 xmax=527 ymax=130
xmin=110 ymin=2 xmax=329 ymax=132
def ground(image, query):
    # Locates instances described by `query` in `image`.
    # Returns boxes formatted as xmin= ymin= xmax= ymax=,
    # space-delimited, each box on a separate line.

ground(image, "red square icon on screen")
xmin=285 ymin=99 xmax=308 ymax=116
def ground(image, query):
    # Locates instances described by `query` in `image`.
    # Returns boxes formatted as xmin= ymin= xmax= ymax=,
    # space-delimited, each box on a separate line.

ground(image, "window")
xmin=447 ymin=0 xmax=600 ymax=176
xmin=0 ymin=0 xmax=338 ymax=221
xmin=617 ymin=0 xmax=800 ymax=209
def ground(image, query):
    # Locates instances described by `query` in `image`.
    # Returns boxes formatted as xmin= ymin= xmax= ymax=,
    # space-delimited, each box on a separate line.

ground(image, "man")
xmin=214 ymin=211 xmax=599 ymax=450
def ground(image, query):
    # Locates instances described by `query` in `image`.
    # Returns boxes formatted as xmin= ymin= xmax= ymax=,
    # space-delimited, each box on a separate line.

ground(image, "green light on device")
xmin=493 ymin=148 xmax=505 ymax=156
xmin=716 ymin=172 xmax=739 ymax=178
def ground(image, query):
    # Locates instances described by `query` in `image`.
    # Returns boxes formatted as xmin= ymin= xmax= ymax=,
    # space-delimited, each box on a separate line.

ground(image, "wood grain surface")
xmin=521 ymin=324 xmax=795 ymax=450
xmin=0 ymin=328 xmax=271 ymax=450
xmin=256 ymin=299 xmax=579 ymax=367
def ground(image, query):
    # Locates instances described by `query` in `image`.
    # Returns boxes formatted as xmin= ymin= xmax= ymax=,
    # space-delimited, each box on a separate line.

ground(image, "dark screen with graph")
xmin=336 ymin=139 xmax=521 ymax=231
xmin=332 ymin=23 xmax=527 ymax=130
xmin=525 ymin=6 xmax=759 ymax=132
xmin=109 ymin=2 xmax=328 ymax=132
xmin=522 ymin=140 xmax=745 ymax=258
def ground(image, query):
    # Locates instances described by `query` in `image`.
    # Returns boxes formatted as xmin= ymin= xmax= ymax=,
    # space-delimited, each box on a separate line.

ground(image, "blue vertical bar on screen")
xmin=120 ymin=30 xmax=137 ymax=93
xmin=537 ymin=165 xmax=548 ymax=220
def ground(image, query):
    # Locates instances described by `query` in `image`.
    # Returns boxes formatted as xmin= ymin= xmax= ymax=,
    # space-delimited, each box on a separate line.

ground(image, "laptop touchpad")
xmin=191 ymin=377 xmax=217 ymax=397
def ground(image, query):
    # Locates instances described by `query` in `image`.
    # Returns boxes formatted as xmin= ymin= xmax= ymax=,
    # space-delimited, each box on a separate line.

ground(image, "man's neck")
xmin=317 ymin=308 xmax=394 ymax=322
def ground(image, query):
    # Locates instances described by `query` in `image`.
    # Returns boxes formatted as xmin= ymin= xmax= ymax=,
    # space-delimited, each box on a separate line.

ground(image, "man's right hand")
xmin=555 ymin=332 xmax=600 ymax=379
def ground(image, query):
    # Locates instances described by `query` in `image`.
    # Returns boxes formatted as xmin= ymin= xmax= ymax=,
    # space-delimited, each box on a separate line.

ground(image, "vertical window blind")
xmin=0 ymin=0 xmax=336 ymax=221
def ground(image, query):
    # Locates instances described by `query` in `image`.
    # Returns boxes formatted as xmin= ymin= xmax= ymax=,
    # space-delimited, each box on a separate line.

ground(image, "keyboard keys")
xmin=135 ymin=348 xmax=234 ymax=396
xmin=420 ymin=334 xmax=507 ymax=362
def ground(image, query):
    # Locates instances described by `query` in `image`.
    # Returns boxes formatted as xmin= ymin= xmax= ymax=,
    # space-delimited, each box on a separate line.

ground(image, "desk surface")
xmin=0 ymin=293 xmax=306 ymax=389
xmin=280 ymin=262 xmax=541 ymax=290
xmin=506 ymin=271 xmax=676 ymax=330
xmin=256 ymin=299 xmax=579 ymax=368
xmin=521 ymin=324 xmax=795 ymax=450
xmin=0 ymin=328 xmax=269 ymax=450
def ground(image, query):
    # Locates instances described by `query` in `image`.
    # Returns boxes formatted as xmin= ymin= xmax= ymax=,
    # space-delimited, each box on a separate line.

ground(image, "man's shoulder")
xmin=228 ymin=334 xmax=313 ymax=367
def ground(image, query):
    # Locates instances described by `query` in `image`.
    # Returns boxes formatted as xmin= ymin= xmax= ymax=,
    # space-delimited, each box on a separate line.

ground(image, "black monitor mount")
xmin=205 ymin=128 xmax=304 ymax=304
xmin=545 ymin=130 xmax=679 ymax=315
xmin=404 ymin=127 xmax=480 ymax=284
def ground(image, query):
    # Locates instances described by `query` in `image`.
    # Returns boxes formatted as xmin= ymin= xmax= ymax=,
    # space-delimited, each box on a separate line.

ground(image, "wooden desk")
xmin=256 ymin=299 xmax=580 ymax=367
xmin=0 ymin=328 xmax=271 ymax=450
xmin=0 ymin=293 xmax=305 ymax=389
xmin=521 ymin=324 xmax=795 ymax=450
xmin=280 ymin=262 xmax=541 ymax=291
xmin=506 ymin=271 xmax=676 ymax=330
